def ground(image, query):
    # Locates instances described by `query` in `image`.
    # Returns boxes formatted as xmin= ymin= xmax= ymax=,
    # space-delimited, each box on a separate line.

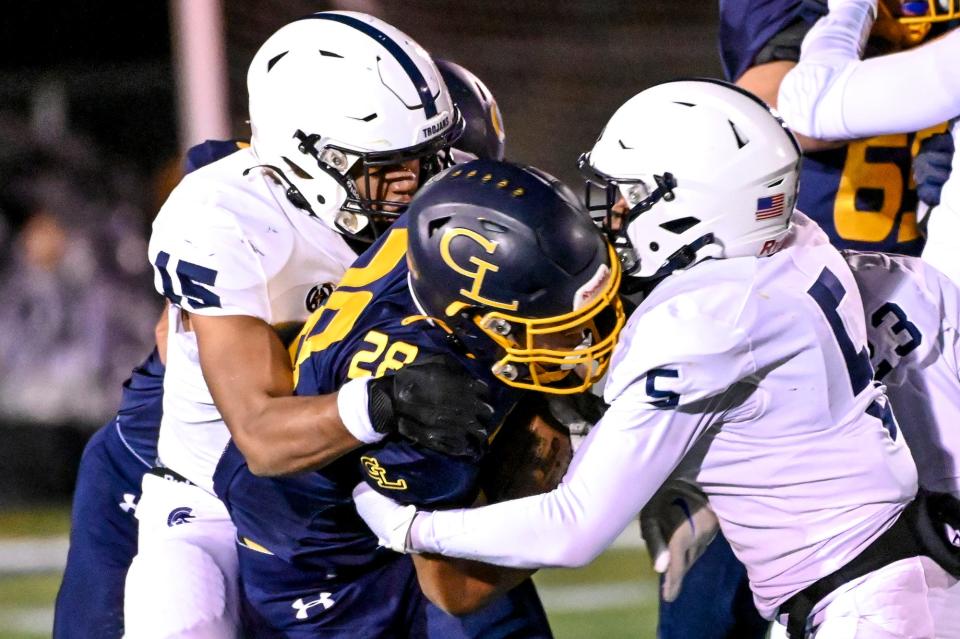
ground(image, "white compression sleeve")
xmin=336 ymin=376 xmax=385 ymax=444
xmin=407 ymin=385 xmax=714 ymax=568
xmin=778 ymin=5 xmax=960 ymax=140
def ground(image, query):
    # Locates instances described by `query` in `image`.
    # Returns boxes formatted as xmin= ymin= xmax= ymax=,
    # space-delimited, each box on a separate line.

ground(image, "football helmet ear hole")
xmin=660 ymin=216 xmax=700 ymax=234
xmin=427 ymin=216 xmax=452 ymax=238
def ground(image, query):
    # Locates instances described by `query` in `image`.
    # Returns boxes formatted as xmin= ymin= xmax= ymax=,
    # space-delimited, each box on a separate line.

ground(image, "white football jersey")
xmin=407 ymin=213 xmax=917 ymax=620
xmin=846 ymin=251 xmax=960 ymax=496
xmin=148 ymin=147 xmax=358 ymax=491
xmin=603 ymin=213 xmax=917 ymax=617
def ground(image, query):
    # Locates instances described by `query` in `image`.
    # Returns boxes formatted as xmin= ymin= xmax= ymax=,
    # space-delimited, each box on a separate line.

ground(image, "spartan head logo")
xmin=305 ymin=282 xmax=334 ymax=312
xmin=166 ymin=507 xmax=195 ymax=527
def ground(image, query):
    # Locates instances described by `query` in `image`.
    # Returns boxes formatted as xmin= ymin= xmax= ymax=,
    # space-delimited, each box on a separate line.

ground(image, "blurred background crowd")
xmin=0 ymin=0 xmax=719 ymax=505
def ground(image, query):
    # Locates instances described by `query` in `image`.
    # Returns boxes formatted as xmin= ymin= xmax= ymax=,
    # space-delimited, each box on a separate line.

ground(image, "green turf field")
xmin=0 ymin=506 xmax=662 ymax=638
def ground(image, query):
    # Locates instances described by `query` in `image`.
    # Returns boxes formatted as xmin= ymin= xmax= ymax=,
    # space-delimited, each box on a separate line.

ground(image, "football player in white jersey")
xmin=122 ymin=12 xmax=473 ymax=638
xmin=775 ymin=0 xmax=960 ymax=282
xmin=673 ymin=228 xmax=960 ymax=638
xmin=845 ymin=248 xmax=960 ymax=635
xmin=352 ymin=79 xmax=960 ymax=638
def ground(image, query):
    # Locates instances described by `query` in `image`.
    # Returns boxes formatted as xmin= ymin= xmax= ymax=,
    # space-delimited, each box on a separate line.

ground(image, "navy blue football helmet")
xmin=437 ymin=60 xmax=506 ymax=161
xmin=406 ymin=160 xmax=625 ymax=394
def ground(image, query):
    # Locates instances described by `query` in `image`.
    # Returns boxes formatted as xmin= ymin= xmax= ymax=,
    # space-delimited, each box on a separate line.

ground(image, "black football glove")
xmin=366 ymin=354 xmax=495 ymax=460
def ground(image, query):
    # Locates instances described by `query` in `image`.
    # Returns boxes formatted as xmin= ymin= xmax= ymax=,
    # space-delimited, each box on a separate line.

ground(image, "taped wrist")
xmin=337 ymin=377 xmax=386 ymax=444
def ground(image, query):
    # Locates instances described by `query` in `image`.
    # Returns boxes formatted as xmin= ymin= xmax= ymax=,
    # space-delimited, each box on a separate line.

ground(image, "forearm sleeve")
xmin=408 ymin=388 xmax=710 ymax=568
xmin=778 ymin=5 xmax=960 ymax=140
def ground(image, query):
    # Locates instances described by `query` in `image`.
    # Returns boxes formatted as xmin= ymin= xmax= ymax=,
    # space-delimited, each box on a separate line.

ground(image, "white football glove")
xmin=640 ymin=480 xmax=719 ymax=602
xmin=352 ymin=482 xmax=419 ymax=554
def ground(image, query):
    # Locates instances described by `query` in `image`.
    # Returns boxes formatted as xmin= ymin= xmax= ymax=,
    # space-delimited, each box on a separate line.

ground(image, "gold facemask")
xmin=475 ymin=244 xmax=627 ymax=394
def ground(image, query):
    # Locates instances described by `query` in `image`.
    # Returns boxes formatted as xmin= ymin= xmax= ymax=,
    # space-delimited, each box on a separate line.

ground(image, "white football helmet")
xmin=247 ymin=11 xmax=463 ymax=240
xmin=579 ymin=79 xmax=801 ymax=283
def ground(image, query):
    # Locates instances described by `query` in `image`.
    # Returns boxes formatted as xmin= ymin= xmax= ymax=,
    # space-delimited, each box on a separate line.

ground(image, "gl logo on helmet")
xmin=439 ymin=228 xmax=519 ymax=312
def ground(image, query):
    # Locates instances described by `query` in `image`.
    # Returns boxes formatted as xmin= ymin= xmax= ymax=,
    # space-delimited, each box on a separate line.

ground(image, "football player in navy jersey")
xmin=213 ymin=160 xmax=624 ymax=638
xmin=54 ymin=52 xmax=510 ymax=638
xmin=52 ymin=141 xmax=246 ymax=639
xmin=721 ymin=0 xmax=957 ymax=255
xmin=437 ymin=59 xmax=506 ymax=162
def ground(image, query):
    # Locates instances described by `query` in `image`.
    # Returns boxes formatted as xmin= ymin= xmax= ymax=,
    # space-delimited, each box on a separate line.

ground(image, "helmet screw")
xmin=486 ymin=318 xmax=512 ymax=336
xmin=320 ymin=148 xmax=348 ymax=172
xmin=650 ymin=242 xmax=659 ymax=251
xmin=493 ymin=363 xmax=519 ymax=381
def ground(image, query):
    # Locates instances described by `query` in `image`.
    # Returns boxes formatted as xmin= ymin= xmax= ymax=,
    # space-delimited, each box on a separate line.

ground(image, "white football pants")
xmin=123 ymin=473 xmax=239 ymax=639
xmin=771 ymin=556 xmax=958 ymax=638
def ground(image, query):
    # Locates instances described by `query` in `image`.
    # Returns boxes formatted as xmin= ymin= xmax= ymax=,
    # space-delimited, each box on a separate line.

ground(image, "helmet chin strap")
xmin=649 ymin=232 xmax=716 ymax=280
xmin=293 ymin=130 xmax=363 ymax=202
xmin=242 ymin=164 xmax=315 ymax=214
xmin=291 ymin=130 xmax=376 ymax=237
xmin=621 ymin=233 xmax=716 ymax=295
xmin=626 ymin=172 xmax=678 ymax=221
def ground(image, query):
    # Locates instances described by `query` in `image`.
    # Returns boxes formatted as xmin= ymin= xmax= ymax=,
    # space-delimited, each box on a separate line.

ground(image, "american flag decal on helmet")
xmin=755 ymin=194 xmax=785 ymax=220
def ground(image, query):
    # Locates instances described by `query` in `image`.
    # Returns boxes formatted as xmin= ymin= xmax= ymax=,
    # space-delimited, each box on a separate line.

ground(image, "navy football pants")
xmin=657 ymin=532 xmax=768 ymax=639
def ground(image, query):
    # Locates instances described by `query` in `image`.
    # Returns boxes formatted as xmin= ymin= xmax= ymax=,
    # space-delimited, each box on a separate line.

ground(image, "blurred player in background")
xmin=117 ymin=12 xmax=474 ymax=639
xmin=914 ymin=120 xmax=960 ymax=284
xmin=436 ymin=59 xmax=506 ymax=162
xmin=353 ymin=79 xmax=960 ymax=638
xmin=840 ymin=248 xmax=960 ymax=635
xmin=775 ymin=0 xmax=960 ymax=268
xmin=215 ymin=160 xmax=623 ymax=637
xmin=722 ymin=0 xmax=957 ymax=255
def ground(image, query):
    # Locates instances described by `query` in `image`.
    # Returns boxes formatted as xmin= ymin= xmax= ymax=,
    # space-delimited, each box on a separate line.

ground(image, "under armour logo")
xmin=119 ymin=493 xmax=138 ymax=514
xmin=167 ymin=507 xmax=195 ymax=527
xmin=292 ymin=592 xmax=335 ymax=620
xmin=945 ymin=523 xmax=960 ymax=548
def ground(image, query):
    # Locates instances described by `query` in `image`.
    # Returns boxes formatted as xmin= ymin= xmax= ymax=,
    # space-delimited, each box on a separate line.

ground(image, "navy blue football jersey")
xmin=719 ymin=0 xmax=947 ymax=255
xmin=55 ymin=138 xmax=250 ymax=639
xmin=718 ymin=0 xmax=817 ymax=82
xmin=183 ymin=139 xmax=249 ymax=174
xmin=213 ymin=218 xmax=521 ymax=575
